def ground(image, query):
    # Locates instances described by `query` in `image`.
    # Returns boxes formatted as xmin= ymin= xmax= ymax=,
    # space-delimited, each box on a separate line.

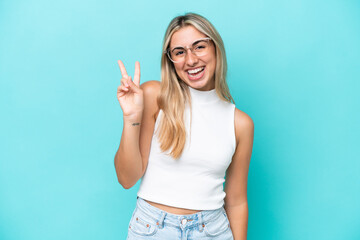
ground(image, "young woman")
xmin=115 ymin=13 xmax=254 ymax=240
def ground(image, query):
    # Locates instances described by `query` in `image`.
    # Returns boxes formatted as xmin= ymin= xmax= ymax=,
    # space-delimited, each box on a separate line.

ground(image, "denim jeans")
xmin=127 ymin=197 xmax=234 ymax=240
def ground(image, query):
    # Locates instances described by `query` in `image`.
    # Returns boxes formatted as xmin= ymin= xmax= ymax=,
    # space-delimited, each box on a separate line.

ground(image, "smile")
xmin=186 ymin=66 xmax=205 ymax=80
xmin=187 ymin=66 xmax=205 ymax=74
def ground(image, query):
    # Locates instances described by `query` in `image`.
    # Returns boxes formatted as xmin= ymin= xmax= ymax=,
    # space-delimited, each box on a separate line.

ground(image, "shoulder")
xmin=234 ymin=107 xmax=254 ymax=146
xmin=140 ymin=80 xmax=161 ymax=95
xmin=140 ymin=80 xmax=161 ymax=120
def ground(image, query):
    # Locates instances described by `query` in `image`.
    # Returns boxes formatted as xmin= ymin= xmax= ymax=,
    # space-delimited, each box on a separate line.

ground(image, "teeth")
xmin=187 ymin=67 xmax=204 ymax=74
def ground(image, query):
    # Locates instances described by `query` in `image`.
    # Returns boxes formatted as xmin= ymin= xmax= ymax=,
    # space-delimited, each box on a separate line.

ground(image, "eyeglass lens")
xmin=169 ymin=39 xmax=210 ymax=62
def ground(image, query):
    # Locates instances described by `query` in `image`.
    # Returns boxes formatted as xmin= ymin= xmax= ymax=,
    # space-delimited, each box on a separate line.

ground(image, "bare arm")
xmin=114 ymin=81 xmax=160 ymax=189
xmin=114 ymin=60 xmax=160 ymax=189
xmin=224 ymin=108 xmax=254 ymax=240
xmin=114 ymin=115 xmax=143 ymax=189
xmin=114 ymin=60 xmax=143 ymax=189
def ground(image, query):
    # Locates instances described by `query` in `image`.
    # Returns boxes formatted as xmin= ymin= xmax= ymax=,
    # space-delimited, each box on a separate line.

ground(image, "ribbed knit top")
xmin=137 ymin=86 xmax=236 ymax=210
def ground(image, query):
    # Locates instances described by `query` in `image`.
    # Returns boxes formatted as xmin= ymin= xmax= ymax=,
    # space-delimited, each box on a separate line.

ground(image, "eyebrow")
xmin=192 ymin=39 xmax=206 ymax=45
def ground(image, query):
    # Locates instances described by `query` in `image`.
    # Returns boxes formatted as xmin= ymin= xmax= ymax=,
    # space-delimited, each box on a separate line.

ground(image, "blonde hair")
xmin=156 ymin=12 xmax=235 ymax=159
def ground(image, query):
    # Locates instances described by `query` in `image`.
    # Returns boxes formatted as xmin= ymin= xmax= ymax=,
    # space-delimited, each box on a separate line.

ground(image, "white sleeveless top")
xmin=137 ymin=86 xmax=236 ymax=210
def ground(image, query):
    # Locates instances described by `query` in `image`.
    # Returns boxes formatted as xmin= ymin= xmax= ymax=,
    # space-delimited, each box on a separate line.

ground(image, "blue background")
xmin=1 ymin=0 xmax=359 ymax=239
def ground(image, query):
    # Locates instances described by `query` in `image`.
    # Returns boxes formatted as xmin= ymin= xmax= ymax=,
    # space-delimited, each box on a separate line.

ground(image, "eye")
xmin=175 ymin=50 xmax=185 ymax=56
xmin=194 ymin=41 xmax=208 ymax=51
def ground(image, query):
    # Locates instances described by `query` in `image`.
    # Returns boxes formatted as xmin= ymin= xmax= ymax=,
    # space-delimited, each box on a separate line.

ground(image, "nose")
xmin=185 ymin=48 xmax=199 ymax=66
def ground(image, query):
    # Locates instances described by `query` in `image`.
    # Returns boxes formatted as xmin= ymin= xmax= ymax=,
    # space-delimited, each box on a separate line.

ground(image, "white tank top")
xmin=137 ymin=86 xmax=236 ymax=210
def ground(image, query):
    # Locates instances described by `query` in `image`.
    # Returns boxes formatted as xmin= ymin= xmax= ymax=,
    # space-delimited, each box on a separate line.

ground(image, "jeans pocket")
xmin=129 ymin=207 xmax=158 ymax=237
xmin=204 ymin=210 xmax=230 ymax=237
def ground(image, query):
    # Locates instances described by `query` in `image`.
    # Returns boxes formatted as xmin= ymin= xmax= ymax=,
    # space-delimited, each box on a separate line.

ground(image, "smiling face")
xmin=169 ymin=25 xmax=216 ymax=91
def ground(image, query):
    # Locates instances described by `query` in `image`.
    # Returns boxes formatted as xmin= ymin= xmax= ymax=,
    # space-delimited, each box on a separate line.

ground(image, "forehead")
xmin=170 ymin=25 xmax=207 ymax=48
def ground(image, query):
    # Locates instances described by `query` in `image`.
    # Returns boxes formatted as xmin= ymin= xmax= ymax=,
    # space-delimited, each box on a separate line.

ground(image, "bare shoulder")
xmin=234 ymin=107 xmax=254 ymax=145
xmin=140 ymin=80 xmax=161 ymax=120
xmin=140 ymin=80 xmax=161 ymax=94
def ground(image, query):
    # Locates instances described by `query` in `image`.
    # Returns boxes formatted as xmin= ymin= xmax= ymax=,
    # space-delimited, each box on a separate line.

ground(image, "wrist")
xmin=123 ymin=120 xmax=142 ymax=127
xmin=123 ymin=114 xmax=143 ymax=126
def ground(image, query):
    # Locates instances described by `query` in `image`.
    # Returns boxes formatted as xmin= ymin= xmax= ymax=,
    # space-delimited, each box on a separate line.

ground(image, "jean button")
xmin=181 ymin=218 xmax=187 ymax=225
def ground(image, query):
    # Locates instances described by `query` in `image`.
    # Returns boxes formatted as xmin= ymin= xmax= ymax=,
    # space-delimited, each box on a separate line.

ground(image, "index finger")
xmin=117 ymin=60 xmax=128 ymax=78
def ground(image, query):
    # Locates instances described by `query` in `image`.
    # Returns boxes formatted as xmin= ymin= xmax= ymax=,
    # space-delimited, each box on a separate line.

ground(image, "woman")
xmin=115 ymin=13 xmax=254 ymax=240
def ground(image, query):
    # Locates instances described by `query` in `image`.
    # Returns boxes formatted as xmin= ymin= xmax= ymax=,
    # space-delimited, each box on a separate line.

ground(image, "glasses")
xmin=164 ymin=37 xmax=212 ymax=63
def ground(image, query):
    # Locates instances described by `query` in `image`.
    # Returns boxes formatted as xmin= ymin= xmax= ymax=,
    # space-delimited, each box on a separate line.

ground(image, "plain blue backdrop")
xmin=0 ymin=0 xmax=359 ymax=239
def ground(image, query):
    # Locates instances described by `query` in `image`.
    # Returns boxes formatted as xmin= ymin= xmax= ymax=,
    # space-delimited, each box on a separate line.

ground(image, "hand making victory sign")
xmin=117 ymin=60 xmax=144 ymax=121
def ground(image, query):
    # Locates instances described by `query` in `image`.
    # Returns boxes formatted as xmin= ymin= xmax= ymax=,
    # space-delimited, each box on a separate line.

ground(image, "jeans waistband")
xmin=135 ymin=197 xmax=225 ymax=230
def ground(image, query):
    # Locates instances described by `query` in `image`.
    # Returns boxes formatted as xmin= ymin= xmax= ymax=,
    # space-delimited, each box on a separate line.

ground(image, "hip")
xmin=126 ymin=196 xmax=234 ymax=240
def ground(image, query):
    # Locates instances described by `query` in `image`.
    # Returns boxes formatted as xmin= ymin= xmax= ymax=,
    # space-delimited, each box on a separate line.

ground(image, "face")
xmin=169 ymin=25 xmax=216 ymax=91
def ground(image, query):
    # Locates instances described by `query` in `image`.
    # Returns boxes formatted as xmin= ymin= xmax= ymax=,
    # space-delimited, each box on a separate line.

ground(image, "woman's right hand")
xmin=117 ymin=60 xmax=144 ymax=121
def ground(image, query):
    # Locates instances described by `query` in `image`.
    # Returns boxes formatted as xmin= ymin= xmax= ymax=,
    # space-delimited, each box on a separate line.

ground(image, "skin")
xmin=117 ymin=25 xmax=254 ymax=240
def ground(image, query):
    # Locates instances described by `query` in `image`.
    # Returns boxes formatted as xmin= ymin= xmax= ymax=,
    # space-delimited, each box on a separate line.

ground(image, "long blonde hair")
xmin=156 ymin=12 xmax=235 ymax=159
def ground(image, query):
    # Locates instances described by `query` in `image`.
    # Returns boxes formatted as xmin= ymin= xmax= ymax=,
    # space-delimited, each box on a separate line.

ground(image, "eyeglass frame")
xmin=164 ymin=37 xmax=213 ymax=63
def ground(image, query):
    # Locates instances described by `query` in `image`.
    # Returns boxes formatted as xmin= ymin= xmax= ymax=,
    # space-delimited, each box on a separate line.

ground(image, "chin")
xmin=189 ymin=81 xmax=214 ymax=91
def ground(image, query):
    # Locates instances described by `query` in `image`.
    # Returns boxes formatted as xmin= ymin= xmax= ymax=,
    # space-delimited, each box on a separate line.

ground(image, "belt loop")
xmin=198 ymin=212 xmax=204 ymax=232
xmin=157 ymin=211 xmax=166 ymax=229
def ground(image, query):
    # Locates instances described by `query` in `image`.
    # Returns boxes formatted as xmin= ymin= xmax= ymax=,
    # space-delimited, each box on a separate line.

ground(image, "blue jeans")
xmin=127 ymin=197 xmax=234 ymax=240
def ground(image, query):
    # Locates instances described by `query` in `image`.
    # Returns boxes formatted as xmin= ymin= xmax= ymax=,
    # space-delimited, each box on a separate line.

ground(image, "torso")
xmin=142 ymin=82 xmax=201 ymax=215
xmin=146 ymin=104 xmax=201 ymax=214
xmin=140 ymin=81 xmax=239 ymax=215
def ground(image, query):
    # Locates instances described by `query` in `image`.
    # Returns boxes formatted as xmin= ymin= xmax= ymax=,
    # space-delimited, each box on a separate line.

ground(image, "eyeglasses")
xmin=164 ymin=37 xmax=212 ymax=63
